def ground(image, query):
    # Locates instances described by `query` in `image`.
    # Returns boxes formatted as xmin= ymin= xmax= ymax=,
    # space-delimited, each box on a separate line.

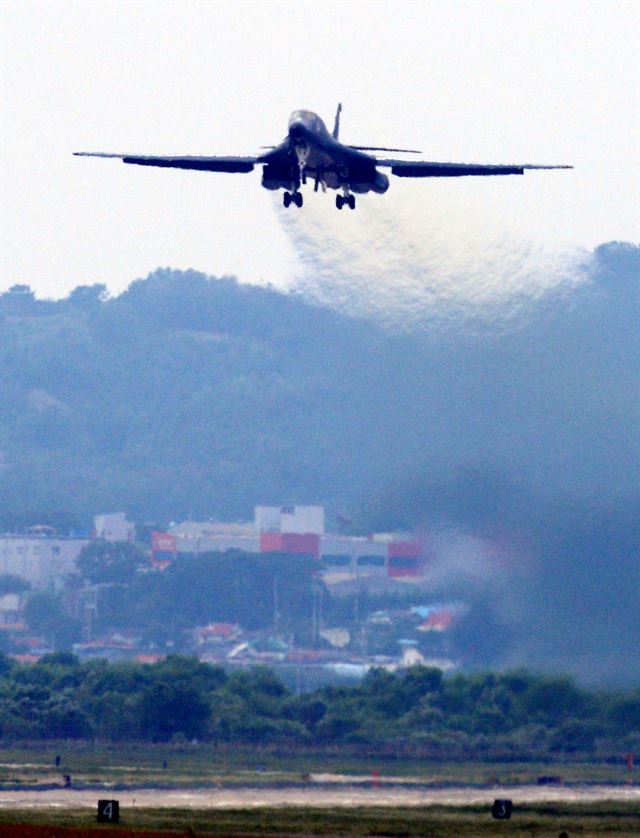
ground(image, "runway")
xmin=0 ymin=782 xmax=638 ymax=810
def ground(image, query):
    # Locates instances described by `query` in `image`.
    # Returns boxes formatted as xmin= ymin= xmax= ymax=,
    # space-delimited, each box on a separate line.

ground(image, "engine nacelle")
xmin=349 ymin=172 xmax=389 ymax=195
xmin=261 ymin=164 xmax=292 ymax=191
xmin=372 ymin=171 xmax=389 ymax=194
xmin=350 ymin=172 xmax=390 ymax=195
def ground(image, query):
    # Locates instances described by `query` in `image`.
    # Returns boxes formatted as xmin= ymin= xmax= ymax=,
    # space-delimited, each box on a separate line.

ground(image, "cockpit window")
xmin=291 ymin=110 xmax=315 ymax=122
xmin=289 ymin=110 xmax=325 ymax=132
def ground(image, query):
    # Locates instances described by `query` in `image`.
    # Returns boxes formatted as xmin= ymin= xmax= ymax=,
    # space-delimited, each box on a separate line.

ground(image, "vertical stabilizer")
xmin=332 ymin=103 xmax=342 ymax=140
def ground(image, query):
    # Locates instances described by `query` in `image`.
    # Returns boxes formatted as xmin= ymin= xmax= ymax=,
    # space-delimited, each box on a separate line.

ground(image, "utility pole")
xmin=273 ymin=574 xmax=279 ymax=634
xmin=311 ymin=580 xmax=320 ymax=647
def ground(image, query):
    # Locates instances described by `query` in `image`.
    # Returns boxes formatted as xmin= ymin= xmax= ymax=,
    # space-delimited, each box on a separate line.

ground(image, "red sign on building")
xmin=260 ymin=532 xmax=319 ymax=559
xmin=388 ymin=540 xmax=423 ymax=577
xmin=260 ymin=532 xmax=283 ymax=553
xmin=151 ymin=531 xmax=177 ymax=567
xmin=281 ymin=532 xmax=320 ymax=559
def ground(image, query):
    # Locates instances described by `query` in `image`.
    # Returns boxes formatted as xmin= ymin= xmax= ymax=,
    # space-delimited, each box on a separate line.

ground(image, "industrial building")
xmin=0 ymin=505 xmax=429 ymax=591
xmin=164 ymin=505 xmax=429 ymax=579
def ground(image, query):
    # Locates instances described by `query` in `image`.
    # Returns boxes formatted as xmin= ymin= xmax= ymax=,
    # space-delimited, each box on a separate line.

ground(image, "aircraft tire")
xmin=336 ymin=195 xmax=343 ymax=210
xmin=348 ymin=195 xmax=356 ymax=210
xmin=283 ymin=191 xmax=291 ymax=208
xmin=295 ymin=192 xmax=303 ymax=208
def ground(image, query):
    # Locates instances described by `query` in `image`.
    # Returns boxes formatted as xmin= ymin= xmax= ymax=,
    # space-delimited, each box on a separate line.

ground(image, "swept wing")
xmin=348 ymin=145 xmax=422 ymax=153
xmin=73 ymin=152 xmax=257 ymax=173
xmin=376 ymin=159 xmax=572 ymax=177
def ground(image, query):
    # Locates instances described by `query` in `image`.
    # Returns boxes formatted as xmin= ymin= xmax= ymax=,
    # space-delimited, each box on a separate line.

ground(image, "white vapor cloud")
xmin=276 ymin=177 xmax=593 ymax=332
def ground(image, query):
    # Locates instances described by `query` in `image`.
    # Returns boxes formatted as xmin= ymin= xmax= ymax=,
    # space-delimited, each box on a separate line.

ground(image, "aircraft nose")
xmin=288 ymin=118 xmax=308 ymax=139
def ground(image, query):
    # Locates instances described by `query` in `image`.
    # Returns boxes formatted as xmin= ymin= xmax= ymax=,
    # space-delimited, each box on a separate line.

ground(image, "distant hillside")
xmin=2 ymin=242 xmax=637 ymax=525
xmin=1 ymin=269 xmax=418 ymax=524
xmin=1 ymin=242 xmax=638 ymax=682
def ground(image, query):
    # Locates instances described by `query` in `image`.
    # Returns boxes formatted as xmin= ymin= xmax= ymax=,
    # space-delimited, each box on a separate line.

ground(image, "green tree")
xmin=0 ymin=575 xmax=30 ymax=595
xmin=76 ymin=541 xmax=147 ymax=584
xmin=23 ymin=592 xmax=81 ymax=649
xmin=139 ymin=679 xmax=211 ymax=742
xmin=67 ymin=284 xmax=108 ymax=306
xmin=0 ymin=284 xmax=37 ymax=315
xmin=0 ymin=653 xmax=14 ymax=677
xmin=41 ymin=691 xmax=93 ymax=739
xmin=520 ymin=676 xmax=586 ymax=724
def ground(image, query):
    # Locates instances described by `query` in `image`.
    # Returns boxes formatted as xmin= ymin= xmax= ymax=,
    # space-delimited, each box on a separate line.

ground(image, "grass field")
xmin=1 ymin=744 xmax=637 ymax=836
xmin=1 ymin=802 xmax=640 ymax=837
xmin=0 ymin=742 xmax=634 ymax=788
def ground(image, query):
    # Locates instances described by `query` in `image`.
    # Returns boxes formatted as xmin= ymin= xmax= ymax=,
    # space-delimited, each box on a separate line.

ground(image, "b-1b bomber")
xmin=75 ymin=104 xmax=571 ymax=210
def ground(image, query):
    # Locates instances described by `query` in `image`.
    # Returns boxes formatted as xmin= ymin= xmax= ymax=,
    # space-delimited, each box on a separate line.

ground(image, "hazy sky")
xmin=2 ymin=0 xmax=638 ymax=300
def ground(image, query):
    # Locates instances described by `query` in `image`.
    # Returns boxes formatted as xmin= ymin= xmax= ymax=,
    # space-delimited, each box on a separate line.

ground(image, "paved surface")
xmin=0 ymin=783 xmax=638 ymax=809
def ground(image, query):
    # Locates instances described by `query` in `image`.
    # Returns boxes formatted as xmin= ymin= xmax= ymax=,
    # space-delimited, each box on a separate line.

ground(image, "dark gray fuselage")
xmin=259 ymin=110 xmax=389 ymax=195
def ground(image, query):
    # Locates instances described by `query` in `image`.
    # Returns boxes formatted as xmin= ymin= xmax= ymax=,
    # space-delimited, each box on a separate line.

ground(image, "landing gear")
xmin=295 ymin=143 xmax=310 ymax=187
xmin=336 ymin=193 xmax=356 ymax=210
xmin=283 ymin=191 xmax=303 ymax=208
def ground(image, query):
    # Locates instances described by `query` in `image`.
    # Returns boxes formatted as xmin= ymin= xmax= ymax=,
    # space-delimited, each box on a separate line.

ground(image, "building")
xmin=320 ymin=535 xmax=388 ymax=578
xmin=255 ymin=505 xmax=324 ymax=536
xmin=168 ymin=520 xmax=259 ymax=554
xmin=0 ymin=593 xmax=22 ymax=626
xmin=93 ymin=512 xmax=135 ymax=542
xmin=0 ymin=533 xmax=90 ymax=590
xmin=166 ymin=506 xmax=431 ymax=580
xmin=256 ymin=505 xmax=324 ymax=559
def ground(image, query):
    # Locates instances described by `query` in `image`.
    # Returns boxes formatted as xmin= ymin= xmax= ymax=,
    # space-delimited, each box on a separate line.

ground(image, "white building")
xmin=255 ymin=505 xmax=325 ymax=535
xmin=93 ymin=512 xmax=135 ymax=542
xmin=0 ymin=593 xmax=22 ymax=625
xmin=168 ymin=520 xmax=259 ymax=554
xmin=0 ymin=535 xmax=90 ymax=590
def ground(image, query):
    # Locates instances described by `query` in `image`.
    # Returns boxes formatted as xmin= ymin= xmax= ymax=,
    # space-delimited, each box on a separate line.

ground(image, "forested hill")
xmin=0 ymin=242 xmax=637 ymax=530
xmin=0 ymin=268 xmax=419 ymax=526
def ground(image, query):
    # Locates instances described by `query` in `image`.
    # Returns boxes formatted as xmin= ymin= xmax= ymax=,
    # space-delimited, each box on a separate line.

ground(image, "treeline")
xmin=0 ymin=654 xmax=637 ymax=759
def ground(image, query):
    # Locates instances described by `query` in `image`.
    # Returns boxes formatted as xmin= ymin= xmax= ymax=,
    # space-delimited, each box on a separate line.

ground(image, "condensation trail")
xmin=274 ymin=178 xmax=591 ymax=333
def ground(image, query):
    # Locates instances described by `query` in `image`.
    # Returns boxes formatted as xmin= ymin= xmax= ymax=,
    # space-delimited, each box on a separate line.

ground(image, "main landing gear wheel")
xmin=283 ymin=191 xmax=303 ymax=208
xmin=336 ymin=194 xmax=356 ymax=210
